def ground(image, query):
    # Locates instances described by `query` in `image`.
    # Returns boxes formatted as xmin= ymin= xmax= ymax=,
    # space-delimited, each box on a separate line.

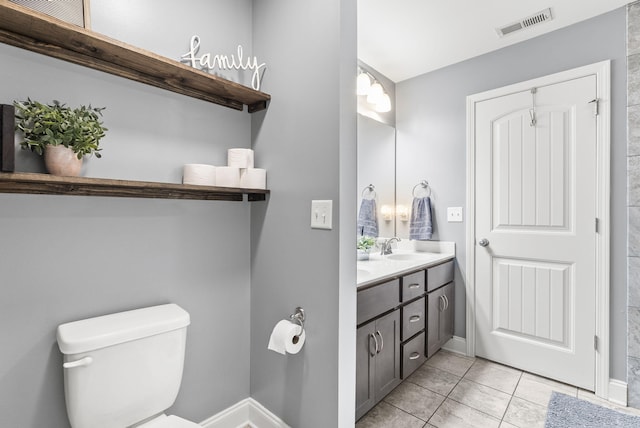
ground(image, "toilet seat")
xmin=137 ymin=414 xmax=201 ymax=428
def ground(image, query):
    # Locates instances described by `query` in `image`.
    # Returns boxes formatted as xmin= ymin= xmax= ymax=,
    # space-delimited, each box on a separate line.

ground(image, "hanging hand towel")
xmin=409 ymin=197 xmax=432 ymax=240
xmin=357 ymin=198 xmax=378 ymax=237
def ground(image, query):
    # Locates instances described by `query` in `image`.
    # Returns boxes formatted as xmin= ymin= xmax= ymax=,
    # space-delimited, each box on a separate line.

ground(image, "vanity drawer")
xmin=401 ymin=270 xmax=425 ymax=302
xmin=401 ymin=331 xmax=426 ymax=379
xmin=402 ymin=297 xmax=425 ymax=341
xmin=357 ymin=279 xmax=400 ymax=325
xmin=427 ymin=260 xmax=454 ymax=292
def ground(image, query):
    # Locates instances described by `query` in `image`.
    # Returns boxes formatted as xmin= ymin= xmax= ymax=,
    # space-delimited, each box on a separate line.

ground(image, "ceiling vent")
xmin=496 ymin=8 xmax=553 ymax=37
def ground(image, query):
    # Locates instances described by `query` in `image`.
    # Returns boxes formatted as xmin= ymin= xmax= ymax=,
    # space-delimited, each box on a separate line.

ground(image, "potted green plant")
xmin=14 ymin=99 xmax=107 ymax=176
xmin=357 ymin=235 xmax=376 ymax=261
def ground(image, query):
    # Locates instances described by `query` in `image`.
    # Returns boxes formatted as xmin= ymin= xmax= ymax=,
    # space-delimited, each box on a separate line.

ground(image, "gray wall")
xmin=0 ymin=1 xmax=256 ymax=426
xmin=396 ymin=8 xmax=627 ymax=380
xmin=250 ymin=0 xmax=356 ymax=426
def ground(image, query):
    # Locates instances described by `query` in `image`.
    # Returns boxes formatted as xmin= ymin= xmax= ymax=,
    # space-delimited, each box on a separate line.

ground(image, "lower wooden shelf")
xmin=0 ymin=172 xmax=269 ymax=201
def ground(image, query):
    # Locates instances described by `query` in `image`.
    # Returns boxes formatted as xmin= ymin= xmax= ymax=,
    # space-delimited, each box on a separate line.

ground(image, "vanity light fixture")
xmin=357 ymin=71 xmax=372 ymax=95
xmin=357 ymin=67 xmax=393 ymax=113
xmin=366 ymin=82 xmax=384 ymax=104
xmin=376 ymin=93 xmax=391 ymax=113
xmin=396 ymin=205 xmax=410 ymax=222
xmin=380 ymin=204 xmax=394 ymax=221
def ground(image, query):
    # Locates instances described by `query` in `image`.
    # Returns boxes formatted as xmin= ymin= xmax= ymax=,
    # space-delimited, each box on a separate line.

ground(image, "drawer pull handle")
xmin=369 ymin=333 xmax=379 ymax=357
xmin=439 ymin=295 xmax=445 ymax=312
xmin=408 ymin=283 xmax=422 ymax=289
xmin=443 ymin=294 xmax=449 ymax=310
xmin=409 ymin=315 xmax=421 ymax=323
xmin=376 ymin=330 xmax=384 ymax=353
xmin=409 ymin=352 xmax=421 ymax=360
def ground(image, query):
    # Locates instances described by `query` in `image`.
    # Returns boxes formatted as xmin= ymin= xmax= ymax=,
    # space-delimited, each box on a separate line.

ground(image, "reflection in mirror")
xmin=357 ymin=114 xmax=395 ymax=239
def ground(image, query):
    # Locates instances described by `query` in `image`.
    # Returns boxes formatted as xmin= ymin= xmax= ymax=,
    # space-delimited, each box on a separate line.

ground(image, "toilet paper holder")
xmin=289 ymin=307 xmax=305 ymax=334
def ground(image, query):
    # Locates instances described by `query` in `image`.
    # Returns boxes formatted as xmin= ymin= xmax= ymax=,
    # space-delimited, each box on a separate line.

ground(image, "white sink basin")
xmin=386 ymin=253 xmax=436 ymax=261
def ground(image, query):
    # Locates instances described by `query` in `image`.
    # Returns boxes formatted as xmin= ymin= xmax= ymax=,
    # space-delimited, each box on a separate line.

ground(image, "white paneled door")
xmin=474 ymin=74 xmax=597 ymax=390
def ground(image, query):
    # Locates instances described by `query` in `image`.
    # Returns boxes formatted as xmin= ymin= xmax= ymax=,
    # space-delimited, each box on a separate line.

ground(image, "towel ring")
xmin=361 ymin=184 xmax=377 ymax=200
xmin=412 ymin=180 xmax=431 ymax=198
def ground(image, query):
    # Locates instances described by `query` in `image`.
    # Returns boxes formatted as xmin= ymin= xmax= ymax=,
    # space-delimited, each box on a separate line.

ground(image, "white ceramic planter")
xmin=44 ymin=145 xmax=82 ymax=176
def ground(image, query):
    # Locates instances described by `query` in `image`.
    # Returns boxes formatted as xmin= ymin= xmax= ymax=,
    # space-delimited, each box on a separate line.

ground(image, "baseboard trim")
xmin=608 ymin=379 xmax=628 ymax=406
xmin=441 ymin=336 xmax=467 ymax=356
xmin=200 ymin=398 xmax=290 ymax=428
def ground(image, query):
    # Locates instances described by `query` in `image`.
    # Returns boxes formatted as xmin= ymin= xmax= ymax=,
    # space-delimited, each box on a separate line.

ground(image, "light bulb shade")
xmin=367 ymin=82 xmax=384 ymax=104
xmin=375 ymin=93 xmax=392 ymax=113
xmin=381 ymin=205 xmax=394 ymax=221
xmin=357 ymin=72 xmax=372 ymax=95
xmin=396 ymin=205 xmax=409 ymax=221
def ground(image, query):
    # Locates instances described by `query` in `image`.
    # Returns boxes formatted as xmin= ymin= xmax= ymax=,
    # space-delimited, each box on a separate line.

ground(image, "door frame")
xmin=465 ymin=61 xmax=611 ymax=398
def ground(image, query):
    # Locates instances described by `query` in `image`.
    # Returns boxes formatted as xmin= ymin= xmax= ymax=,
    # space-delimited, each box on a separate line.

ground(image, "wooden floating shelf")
xmin=0 ymin=172 xmax=269 ymax=202
xmin=0 ymin=0 xmax=270 ymax=113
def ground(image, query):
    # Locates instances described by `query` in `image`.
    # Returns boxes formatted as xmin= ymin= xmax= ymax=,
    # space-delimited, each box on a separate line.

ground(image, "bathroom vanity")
xmin=355 ymin=242 xmax=455 ymax=420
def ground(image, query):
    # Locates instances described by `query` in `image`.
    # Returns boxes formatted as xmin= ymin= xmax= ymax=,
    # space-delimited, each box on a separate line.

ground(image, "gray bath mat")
xmin=545 ymin=392 xmax=640 ymax=427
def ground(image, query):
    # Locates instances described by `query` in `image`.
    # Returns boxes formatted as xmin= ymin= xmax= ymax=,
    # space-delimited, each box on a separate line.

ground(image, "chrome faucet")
xmin=380 ymin=237 xmax=401 ymax=255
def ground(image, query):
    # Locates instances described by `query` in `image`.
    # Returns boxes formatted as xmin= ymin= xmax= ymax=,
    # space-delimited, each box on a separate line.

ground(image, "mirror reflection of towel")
xmin=357 ymin=199 xmax=378 ymax=237
xmin=410 ymin=197 xmax=432 ymax=240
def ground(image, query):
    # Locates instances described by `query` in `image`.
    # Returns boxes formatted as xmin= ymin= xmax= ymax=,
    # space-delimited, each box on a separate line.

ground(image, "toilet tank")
xmin=56 ymin=304 xmax=190 ymax=428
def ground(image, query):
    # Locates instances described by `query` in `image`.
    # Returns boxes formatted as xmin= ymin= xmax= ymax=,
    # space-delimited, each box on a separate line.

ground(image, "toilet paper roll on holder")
xmin=290 ymin=307 xmax=305 ymax=335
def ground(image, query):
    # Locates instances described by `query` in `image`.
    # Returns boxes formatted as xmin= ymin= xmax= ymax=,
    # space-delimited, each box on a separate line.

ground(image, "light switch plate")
xmin=447 ymin=207 xmax=463 ymax=223
xmin=311 ymin=200 xmax=333 ymax=229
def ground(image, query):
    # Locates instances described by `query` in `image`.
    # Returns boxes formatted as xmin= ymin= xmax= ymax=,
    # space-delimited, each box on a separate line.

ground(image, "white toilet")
xmin=56 ymin=304 xmax=200 ymax=428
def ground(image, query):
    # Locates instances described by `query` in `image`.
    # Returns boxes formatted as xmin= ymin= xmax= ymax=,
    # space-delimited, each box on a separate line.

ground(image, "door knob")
xmin=479 ymin=238 xmax=489 ymax=247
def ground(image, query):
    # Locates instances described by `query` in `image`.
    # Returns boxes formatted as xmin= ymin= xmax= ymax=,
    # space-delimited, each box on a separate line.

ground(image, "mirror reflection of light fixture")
xmin=396 ymin=205 xmax=409 ymax=222
xmin=357 ymin=68 xmax=393 ymax=113
xmin=380 ymin=205 xmax=394 ymax=221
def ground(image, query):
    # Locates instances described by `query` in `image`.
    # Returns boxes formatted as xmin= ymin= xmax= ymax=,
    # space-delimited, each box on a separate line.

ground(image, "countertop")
xmin=357 ymin=241 xmax=455 ymax=289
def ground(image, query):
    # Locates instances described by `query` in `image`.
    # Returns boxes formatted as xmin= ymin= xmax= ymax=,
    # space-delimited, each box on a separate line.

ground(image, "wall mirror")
xmin=357 ymin=113 xmax=396 ymax=239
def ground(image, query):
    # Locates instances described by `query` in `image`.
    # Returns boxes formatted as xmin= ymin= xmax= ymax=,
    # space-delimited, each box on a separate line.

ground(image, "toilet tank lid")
xmin=57 ymin=304 xmax=190 ymax=355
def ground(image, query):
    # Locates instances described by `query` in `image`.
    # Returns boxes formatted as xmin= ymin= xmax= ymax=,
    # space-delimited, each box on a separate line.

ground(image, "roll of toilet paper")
xmin=240 ymin=168 xmax=267 ymax=189
xmin=267 ymin=320 xmax=306 ymax=355
xmin=183 ymin=164 xmax=216 ymax=186
xmin=215 ymin=166 xmax=241 ymax=187
xmin=228 ymin=148 xmax=254 ymax=169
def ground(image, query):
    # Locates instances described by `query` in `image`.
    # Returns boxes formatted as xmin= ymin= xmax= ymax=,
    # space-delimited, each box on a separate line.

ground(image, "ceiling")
xmin=358 ymin=0 xmax=631 ymax=83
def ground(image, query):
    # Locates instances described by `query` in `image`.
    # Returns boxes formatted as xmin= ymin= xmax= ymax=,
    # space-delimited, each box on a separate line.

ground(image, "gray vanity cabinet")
xmin=356 ymin=309 xmax=401 ymax=420
xmin=356 ymin=258 xmax=455 ymax=420
xmin=426 ymin=260 xmax=455 ymax=358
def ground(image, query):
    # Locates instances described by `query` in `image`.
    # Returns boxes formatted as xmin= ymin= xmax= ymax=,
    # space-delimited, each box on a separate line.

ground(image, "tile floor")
xmin=356 ymin=349 xmax=640 ymax=428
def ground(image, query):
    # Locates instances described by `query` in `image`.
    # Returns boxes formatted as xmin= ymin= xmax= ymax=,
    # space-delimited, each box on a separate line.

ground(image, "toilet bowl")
xmin=56 ymin=304 xmax=200 ymax=428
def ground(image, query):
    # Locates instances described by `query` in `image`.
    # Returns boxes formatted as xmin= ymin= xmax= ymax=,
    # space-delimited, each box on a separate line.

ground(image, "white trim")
xmin=608 ymin=379 xmax=628 ymax=407
xmin=200 ymin=398 xmax=290 ymax=428
xmin=465 ymin=61 xmax=611 ymax=397
xmin=442 ymin=336 xmax=467 ymax=356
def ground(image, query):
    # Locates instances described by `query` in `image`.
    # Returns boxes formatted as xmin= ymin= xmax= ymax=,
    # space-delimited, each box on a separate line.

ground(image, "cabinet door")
xmin=427 ymin=287 xmax=444 ymax=358
xmin=374 ymin=309 xmax=401 ymax=400
xmin=356 ymin=322 xmax=376 ymax=420
xmin=439 ymin=282 xmax=455 ymax=345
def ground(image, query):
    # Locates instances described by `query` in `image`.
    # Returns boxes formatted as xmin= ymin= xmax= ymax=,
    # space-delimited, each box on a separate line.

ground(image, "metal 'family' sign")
xmin=180 ymin=35 xmax=266 ymax=91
